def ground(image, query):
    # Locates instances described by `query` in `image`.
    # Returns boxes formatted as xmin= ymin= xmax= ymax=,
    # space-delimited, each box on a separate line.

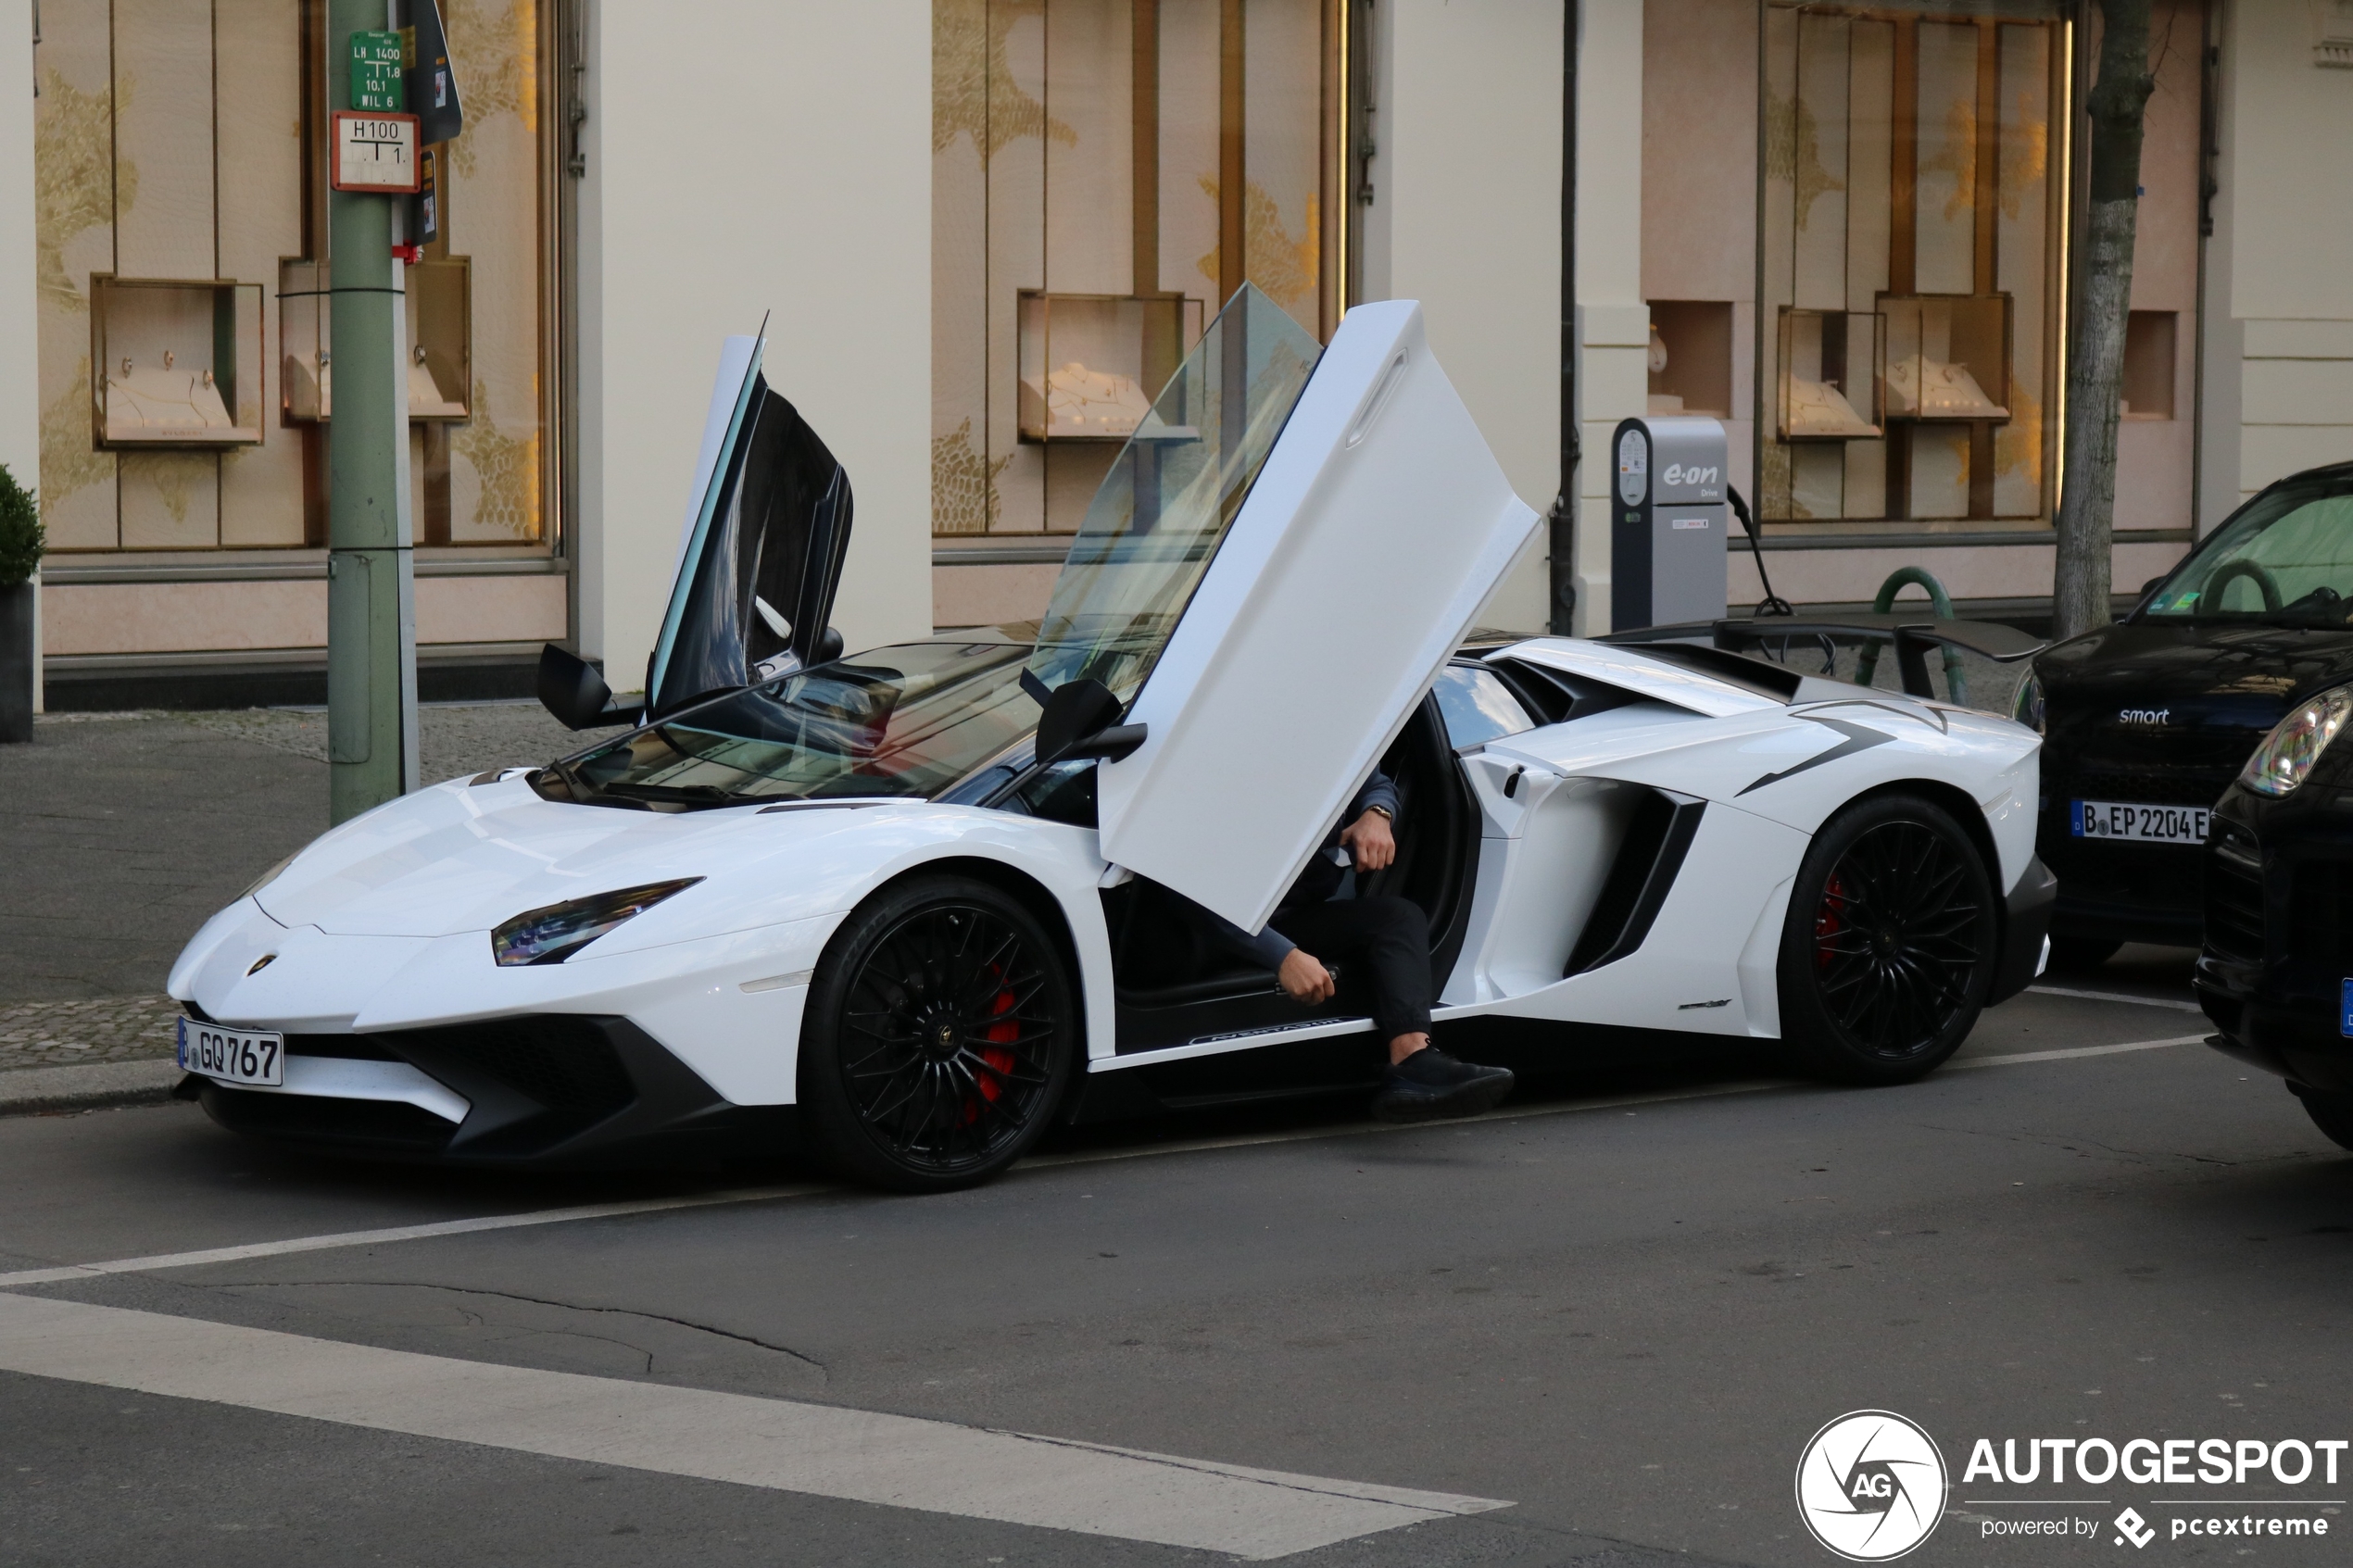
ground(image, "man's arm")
xmin=1339 ymin=766 xmax=1401 ymax=872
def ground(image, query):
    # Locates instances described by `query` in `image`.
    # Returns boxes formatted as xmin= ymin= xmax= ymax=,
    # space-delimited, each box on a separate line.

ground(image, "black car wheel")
xmin=2291 ymin=1085 xmax=2353 ymax=1152
xmin=1779 ymin=794 xmax=1997 ymax=1085
xmin=799 ymin=876 xmax=1076 ymax=1192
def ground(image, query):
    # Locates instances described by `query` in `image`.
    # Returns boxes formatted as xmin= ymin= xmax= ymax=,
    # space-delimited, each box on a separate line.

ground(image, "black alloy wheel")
xmin=799 ymin=875 xmax=1076 ymax=1191
xmin=1778 ymin=794 xmax=1996 ymax=1085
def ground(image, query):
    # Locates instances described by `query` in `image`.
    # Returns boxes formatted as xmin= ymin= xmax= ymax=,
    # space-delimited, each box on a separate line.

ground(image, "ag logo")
xmin=1794 ymin=1410 xmax=1947 ymax=1561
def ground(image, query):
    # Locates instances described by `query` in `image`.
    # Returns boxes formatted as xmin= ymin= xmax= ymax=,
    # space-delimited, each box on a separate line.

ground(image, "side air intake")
xmin=1565 ymin=789 xmax=1706 ymax=974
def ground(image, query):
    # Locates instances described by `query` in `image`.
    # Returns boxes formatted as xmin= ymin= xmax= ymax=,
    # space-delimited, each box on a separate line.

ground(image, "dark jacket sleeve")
xmin=1349 ymin=768 xmax=1402 ymax=824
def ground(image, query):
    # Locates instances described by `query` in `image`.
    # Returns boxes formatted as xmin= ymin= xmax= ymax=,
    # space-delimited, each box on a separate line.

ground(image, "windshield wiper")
xmin=597 ymin=780 xmax=768 ymax=807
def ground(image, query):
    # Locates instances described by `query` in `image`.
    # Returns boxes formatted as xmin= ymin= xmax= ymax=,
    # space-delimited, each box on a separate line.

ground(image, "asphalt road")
xmin=5 ymin=959 xmax=2348 ymax=1568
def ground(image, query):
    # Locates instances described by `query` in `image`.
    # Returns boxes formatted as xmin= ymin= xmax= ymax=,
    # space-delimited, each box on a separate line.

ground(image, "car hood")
xmin=2035 ymin=621 xmax=2353 ymax=765
xmin=250 ymin=773 xmax=941 ymax=948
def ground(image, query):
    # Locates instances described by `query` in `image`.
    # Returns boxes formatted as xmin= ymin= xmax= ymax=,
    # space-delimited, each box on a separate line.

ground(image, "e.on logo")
xmin=1663 ymin=462 xmax=1720 ymax=488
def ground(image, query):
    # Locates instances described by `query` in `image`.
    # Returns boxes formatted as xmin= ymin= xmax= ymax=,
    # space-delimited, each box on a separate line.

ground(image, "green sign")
xmin=349 ymin=31 xmax=405 ymax=112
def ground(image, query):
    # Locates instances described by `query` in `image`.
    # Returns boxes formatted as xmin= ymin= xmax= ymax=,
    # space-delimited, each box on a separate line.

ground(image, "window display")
xmin=933 ymin=0 xmax=1340 ymax=535
xmin=280 ymin=256 xmax=472 ymax=424
xmin=1760 ymin=4 xmax=2064 ymax=522
xmin=90 ymin=278 xmax=266 ymax=447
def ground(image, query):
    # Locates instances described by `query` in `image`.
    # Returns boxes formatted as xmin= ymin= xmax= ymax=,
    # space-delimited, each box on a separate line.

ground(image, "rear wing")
xmin=1603 ymin=614 xmax=2046 ymax=700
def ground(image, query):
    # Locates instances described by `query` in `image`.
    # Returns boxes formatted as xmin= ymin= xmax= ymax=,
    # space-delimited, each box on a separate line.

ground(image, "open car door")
xmin=1026 ymin=288 xmax=1541 ymax=933
xmin=645 ymin=335 xmax=855 ymax=720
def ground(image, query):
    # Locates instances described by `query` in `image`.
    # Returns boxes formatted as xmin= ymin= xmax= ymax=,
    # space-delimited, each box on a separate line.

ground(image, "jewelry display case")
xmin=89 ymin=277 xmax=265 ymax=447
xmin=1647 ymin=300 xmax=1734 ymax=419
xmin=1880 ymin=295 xmax=2010 ymax=422
xmin=1777 ymin=307 xmax=1883 ymax=440
xmin=279 ymin=255 xmax=472 ymax=423
xmin=1016 ymin=292 xmax=1203 ymax=444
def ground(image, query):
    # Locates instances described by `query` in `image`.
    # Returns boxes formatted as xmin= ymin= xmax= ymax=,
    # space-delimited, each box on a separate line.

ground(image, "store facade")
xmin=0 ymin=1 xmax=2347 ymax=715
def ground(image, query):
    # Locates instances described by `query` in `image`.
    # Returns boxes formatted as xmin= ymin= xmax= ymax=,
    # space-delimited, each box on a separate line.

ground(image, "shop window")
xmin=1648 ymin=300 xmax=1734 ymax=419
xmin=1759 ymin=3 xmax=2066 ymax=523
xmin=31 ymin=0 xmax=557 ymax=552
xmin=932 ymin=0 xmax=1344 ymax=537
xmin=2122 ymin=310 xmax=2176 ymax=420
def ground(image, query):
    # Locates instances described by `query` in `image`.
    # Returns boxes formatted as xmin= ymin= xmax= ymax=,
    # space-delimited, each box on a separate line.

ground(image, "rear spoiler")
xmin=1602 ymin=614 xmax=2046 ymax=700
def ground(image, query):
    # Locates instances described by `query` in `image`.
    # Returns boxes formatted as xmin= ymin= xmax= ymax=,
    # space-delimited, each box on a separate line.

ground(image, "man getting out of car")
xmin=1184 ymin=768 xmax=1516 ymax=1123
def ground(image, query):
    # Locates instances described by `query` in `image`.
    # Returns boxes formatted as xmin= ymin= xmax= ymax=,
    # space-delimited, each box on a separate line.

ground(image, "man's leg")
xmin=1270 ymin=897 xmax=1512 ymax=1121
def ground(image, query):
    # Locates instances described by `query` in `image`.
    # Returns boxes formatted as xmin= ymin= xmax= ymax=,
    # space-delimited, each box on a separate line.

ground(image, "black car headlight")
xmin=2240 ymin=684 xmax=2353 ymax=797
xmin=2011 ymin=669 xmax=2045 ymax=734
xmin=490 ymin=878 xmax=703 ymax=967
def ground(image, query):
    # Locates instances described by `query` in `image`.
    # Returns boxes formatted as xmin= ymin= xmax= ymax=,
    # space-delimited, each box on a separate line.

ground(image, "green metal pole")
xmin=326 ymin=0 xmax=419 ymax=822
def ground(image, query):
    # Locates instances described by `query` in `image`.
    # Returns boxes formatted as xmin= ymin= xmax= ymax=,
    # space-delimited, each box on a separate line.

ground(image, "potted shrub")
xmin=0 ymin=462 xmax=42 ymax=744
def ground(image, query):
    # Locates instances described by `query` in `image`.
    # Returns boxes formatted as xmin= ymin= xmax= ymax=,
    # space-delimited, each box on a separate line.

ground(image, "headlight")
xmin=2240 ymin=685 xmax=2353 ymax=797
xmin=490 ymin=878 xmax=703 ymax=967
xmin=2010 ymin=669 xmax=2045 ymax=734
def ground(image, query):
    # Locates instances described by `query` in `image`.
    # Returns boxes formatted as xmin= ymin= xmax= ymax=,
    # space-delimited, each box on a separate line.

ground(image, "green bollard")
xmin=1856 ymin=565 xmax=1968 ymax=705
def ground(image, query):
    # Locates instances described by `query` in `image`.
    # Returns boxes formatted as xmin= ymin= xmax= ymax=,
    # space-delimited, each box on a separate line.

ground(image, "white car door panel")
xmin=1097 ymin=300 xmax=1541 ymax=932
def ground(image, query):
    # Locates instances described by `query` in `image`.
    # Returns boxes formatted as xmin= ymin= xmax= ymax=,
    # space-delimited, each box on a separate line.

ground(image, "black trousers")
xmin=1269 ymin=895 xmax=1434 ymax=1042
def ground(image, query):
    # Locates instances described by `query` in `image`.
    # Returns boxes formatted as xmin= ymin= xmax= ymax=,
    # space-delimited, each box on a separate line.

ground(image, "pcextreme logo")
xmin=1795 ymin=1411 xmax=1949 ymax=1562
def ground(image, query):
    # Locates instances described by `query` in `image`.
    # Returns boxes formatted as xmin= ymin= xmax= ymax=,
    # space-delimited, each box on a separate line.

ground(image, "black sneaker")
xmin=1371 ymin=1047 xmax=1515 ymax=1123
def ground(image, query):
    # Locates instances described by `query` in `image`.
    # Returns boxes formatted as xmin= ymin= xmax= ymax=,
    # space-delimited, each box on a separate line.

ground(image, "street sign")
xmin=350 ymin=30 xmax=406 ymax=112
xmin=332 ymin=112 xmax=422 ymax=193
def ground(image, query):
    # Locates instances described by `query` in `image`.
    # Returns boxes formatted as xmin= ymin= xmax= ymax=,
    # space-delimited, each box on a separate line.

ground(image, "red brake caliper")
xmin=961 ymin=969 xmax=1020 ymax=1125
xmin=1815 ymin=872 xmax=1849 ymax=972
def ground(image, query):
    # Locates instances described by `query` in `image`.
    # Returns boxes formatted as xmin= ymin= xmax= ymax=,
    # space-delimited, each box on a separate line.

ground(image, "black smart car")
xmin=2018 ymin=461 xmax=2353 ymax=967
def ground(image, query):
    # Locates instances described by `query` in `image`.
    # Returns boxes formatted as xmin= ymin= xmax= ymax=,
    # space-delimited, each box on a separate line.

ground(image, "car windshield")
xmin=2140 ymin=479 xmax=2353 ymax=625
xmin=1025 ymin=284 xmax=1321 ymax=702
xmin=560 ymin=639 xmax=1039 ymax=807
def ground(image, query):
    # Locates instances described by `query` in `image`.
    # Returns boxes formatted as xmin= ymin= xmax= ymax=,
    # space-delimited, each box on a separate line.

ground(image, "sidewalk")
xmin=0 ymin=703 xmax=578 ymax=1113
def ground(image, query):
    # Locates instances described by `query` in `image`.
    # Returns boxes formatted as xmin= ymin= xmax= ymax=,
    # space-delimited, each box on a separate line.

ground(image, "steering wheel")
xmin=2206 ymin=558 xmax=2284 ymax=613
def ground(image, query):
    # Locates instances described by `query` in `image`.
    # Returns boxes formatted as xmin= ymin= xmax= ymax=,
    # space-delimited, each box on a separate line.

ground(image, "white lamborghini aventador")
xmin=168 ymin=287 xmax=2055 ymax=1189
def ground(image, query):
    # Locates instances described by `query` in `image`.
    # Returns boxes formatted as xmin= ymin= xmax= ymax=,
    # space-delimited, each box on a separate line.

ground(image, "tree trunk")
xmin=2052 ymin=0 xmax=2158 ymax=641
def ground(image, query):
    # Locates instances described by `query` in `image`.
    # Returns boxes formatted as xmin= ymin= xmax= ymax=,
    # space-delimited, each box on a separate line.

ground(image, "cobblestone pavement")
xmin=179 ymin=700 xmax=586 ymax=784
xmin=0 ymin=995 xmax=180 ymax=1071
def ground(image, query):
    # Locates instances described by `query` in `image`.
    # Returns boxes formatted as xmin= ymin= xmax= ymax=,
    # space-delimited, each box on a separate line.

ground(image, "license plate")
xmin=176 ymin=1018 xmax=284 ymax=1086
xmin=2070 ymin=800 xmax=2211 ymax=845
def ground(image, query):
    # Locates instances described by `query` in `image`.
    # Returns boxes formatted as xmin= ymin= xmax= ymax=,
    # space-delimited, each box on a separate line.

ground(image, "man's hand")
xmin=1277 ymin=948 xmax=1335 ymax=1005
xmin=1340 ymin=809 xmax=1396 ymax=872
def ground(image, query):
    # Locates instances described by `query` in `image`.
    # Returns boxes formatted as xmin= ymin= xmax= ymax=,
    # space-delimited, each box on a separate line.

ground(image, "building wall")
xmin=1572 ymin=0 xmax=1648 ymax=633
xmin=2204 ymin=0 xmax=2353 ymax=521
xmin=0 ymin=1 xmax=34 ymax=705
xmin=1362 ymin=0 xmax=1567 ymax=633
xmin=577 ymin=1 xmax=934 ymax=693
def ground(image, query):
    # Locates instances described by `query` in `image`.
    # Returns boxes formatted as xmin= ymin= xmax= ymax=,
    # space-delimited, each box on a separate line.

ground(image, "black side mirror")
xmin=811 ymin=626 xmax=845 ymax=666
xmin=1034 ymin=676 xmax=1149 ymax=765
xmin=536 ymin=644 xmax=644 ymax=731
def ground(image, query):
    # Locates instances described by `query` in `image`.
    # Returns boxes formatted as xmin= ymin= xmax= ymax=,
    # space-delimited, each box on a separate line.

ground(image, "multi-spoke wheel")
xmin=1777 ymin=795 xmax=1996 ymax=1085
xmin=798 ymin=876 xmax=1076 ymax=1191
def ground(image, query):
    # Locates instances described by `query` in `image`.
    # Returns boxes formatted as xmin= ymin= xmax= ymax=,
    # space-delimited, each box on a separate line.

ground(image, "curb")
xmin=0 ymin=1060 xmax=184 ymax=1116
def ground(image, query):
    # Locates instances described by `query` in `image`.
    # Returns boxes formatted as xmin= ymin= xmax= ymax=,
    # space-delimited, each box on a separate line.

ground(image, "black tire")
xmin=2292 ymin=1085 xmax=2353 ymax=1152
xmin=2046 ymin=937 xmax=2122 ymax=972
xmin=1778 ymin=794 xmax=1998 ymax=1085
xmin=798 ymin=875 xmax=1077 ymax=1192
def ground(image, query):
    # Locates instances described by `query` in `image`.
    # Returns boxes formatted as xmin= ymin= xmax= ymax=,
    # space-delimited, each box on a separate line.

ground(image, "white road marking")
xmin=0 ymin=1292 xmax=1505 ymax=1558
xmin=0 ymin=1185 xmax=828 ymax=1288
xmin=2026 ymin=985 xmax=2205 ymax=1013
xmin=0 ymin=1033 xmax=2210 ymax=1291
xmin=1945 ymin=1035 xmax=2208 ymax=1069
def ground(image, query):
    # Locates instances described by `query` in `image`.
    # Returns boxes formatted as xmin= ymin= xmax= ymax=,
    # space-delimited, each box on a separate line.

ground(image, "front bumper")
xmin=2194 ymin=786 xmax=2353 ymax=1093
xmin=187 ymin=1011 xmax=792 ymax=1169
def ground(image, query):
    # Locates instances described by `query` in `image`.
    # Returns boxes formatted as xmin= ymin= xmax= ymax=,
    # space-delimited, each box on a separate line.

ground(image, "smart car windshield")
xmin=558 ymin=639 xmax=1040 ymax=808
xmin=2140 ymin=479 xmax=2353 ymax=626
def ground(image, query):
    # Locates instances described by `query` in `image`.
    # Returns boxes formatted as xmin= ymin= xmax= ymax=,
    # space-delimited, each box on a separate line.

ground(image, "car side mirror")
xmin=536 ymin=644 xmax=644 ymax=731
xmin=1034 ymin=676 xmax=1149 ymax=765
xmin=811 ymin=626 xmax=845 ymax=666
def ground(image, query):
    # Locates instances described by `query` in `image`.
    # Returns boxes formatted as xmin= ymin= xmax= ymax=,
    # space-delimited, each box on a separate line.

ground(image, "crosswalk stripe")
xmin=0 ymin=1292 xmax=1505 ymax=1559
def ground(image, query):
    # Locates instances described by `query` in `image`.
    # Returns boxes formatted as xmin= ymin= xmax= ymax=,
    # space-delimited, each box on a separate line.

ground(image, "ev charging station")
xmin=1609 ymin=416 xmax=1730 ymax=633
